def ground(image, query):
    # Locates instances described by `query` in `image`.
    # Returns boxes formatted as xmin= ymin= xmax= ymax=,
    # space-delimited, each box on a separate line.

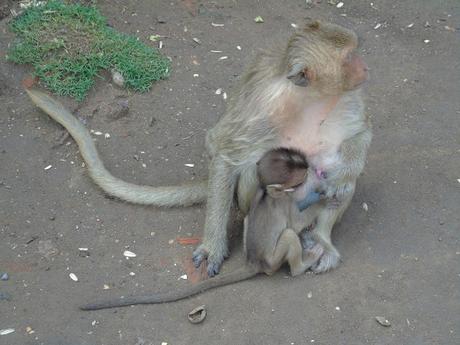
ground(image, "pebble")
xmin=0 ymin=273 xmax=9 ymax=281
xmin=362 ymin=202 xmax=369 ymax=211
xmin=69 ymin=273 xmax=78 ymax=281
xmin=44 ymin=165 xmax=52 ymax=170
xmin=123 ymin=250 xmax=137 ymax=258
xmin=26 ymin=326 xmax=34 ymax=334
xmin=375 ymin=316 xmax=391 ymax=327
xmin=336 ymin=2 xmax=344 ymax=8
xmin=179 ymin=274 xmax=188 ymax=280
xmin=184 ymin=163 xmax=195 ymax=167
xmin=112 ymin=70 xmax=125 ymax=88
xmin=0 ymin=329 xmax=15 ymax=335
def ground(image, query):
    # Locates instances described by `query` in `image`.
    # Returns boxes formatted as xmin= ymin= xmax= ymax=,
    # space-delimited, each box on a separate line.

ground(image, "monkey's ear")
xmin=266 ymin=184 xmax=285 ymax=198
xmin=287 ymin=64 xmax=309 ymax=87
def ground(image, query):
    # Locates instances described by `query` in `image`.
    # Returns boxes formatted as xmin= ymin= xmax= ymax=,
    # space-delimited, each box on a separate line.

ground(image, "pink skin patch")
xmin=315 ymin=168 xmax=327 ymax=179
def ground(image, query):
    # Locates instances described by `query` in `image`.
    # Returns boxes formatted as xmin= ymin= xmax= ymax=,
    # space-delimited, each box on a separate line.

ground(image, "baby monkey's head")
xmin=257 ymin=148 xmax=309 ymax=197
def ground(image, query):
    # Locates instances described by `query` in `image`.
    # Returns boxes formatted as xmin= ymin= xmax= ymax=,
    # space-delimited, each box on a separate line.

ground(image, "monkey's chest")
xmin=279 ymin=115 xmax=345 ymax=162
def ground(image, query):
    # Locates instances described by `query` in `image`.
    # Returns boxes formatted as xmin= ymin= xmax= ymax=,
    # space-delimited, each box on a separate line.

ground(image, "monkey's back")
xmin=245 ymin=189 xmax=293 ymax=267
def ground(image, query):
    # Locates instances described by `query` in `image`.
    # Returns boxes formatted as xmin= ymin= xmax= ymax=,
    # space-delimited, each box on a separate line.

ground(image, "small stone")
xmin=78 ymin=248 xmax=90 ymax=257
xmin=375 ymin=316 xmax=391 ymax=327
xmin=307 ymin=291 xmax=312 ymax=298
xmin=179 ymin=274 xmax=188 ymax=280
xmin=26 ymin=326 xmax=34 ymax=334
xmin=44 ymin=165 xmax=52 ymax=170
xmin=184 ymin=163 xmax=195 ymax=167
xmin=168 ymin=239 xmax=174 ymax=245
xmin=424 ymin=39 xmax=430 ymax=43
xmin=123 ymin=250 xmax=137 ymax=258
xmin=156 ymin=16 xmax=167 ymax=24
xmin=215 ymin=88 xmax=223 ymax=95
xmin=192 ymin=37 xmax=201 ymax=44
xmin=362 ymin=202 xmax=369 ymax=211
xmin=0 ymin=273 xmax=9 ymax=281
xmin=0 ymin=329 xmax=15 ymax=335
xmin=336 ymin=2 xmax=344 ymax=8
xmin=335 ymin=306 xmax=341 ymax=311
xmin=112 ymin=70 xmax=125 ymax=88
xmin=103 ymin=284 xmax=110 ymax=290
xmin=69 ymin=273 xmax=78 ymax=282
xmin=129 ymin=272 xmax=136 ymax=276
xmin=254 ymin=16 xmax=264 ymax=23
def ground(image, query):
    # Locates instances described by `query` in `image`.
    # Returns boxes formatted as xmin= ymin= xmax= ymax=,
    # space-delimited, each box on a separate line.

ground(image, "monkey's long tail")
xmin=26 ymin=89 xmax=207 ymax=207
xmin=80 ymin=267 xmax=258 ymax=310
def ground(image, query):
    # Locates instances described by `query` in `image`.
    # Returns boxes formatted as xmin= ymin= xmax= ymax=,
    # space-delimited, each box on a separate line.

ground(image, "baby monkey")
xmin=81 ymin=148 xmax=323 ymax=310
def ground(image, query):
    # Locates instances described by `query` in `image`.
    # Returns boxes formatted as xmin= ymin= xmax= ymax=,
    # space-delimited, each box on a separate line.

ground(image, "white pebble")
xmin=374 ymin=23 xmax=381 ymax=29
xmin=184 ymin=163 xmax=195 ymax=167
xmin=103 ymin=284 xmax=110 ymax=290
xmin=129 ymin=272 xmax=135 ymax=276
xmin=159 ymin=41 xmax=163 ymax=49
xmin=362 ymin=202 xmax=369 ymax=211
xmin=223 ymin=92 xmax=227 ymax=100
xmin=407 ymin=23 xmax=414 ymax=28
xmin=0 ymin=329 xmax=15 ymax=335
xmin=236 ymin=45 xmax=242 ymax=50
xmin=44 ymin=165 xmax=52 ymax=170
xmin=193 ymin=74 xmax=199 ymax=77
xmin=307 ymin=291 xmax=312 ymax=298
xmin=424 ymin=39 xmax=430 ymax=43
xmin=291 ymin=23 xmax=298 ymax=28
xmin=335 ymin=306 xmax=341 ymax=311
xmin=215 ymin=88 xmax=223 ymax=95
xmin=210 ymin=50 xmax=223 ymax=53
xmin=123 ymin=250 xmax=137 ymax=258
xmin=69 ymin=273 xmax=78 ymax=281
xmin=104 ymin=133 xmax=110 ymax=139
xmin=93 ymin=131 xmax=103 ymax=136
xmin=179 ymin=274 xmax=188 ymax=280
xmin=219 ymin=56 xmax=228 ymax=60
xmin=457 ymin=179 xmax=460 ymax=183
xmin=336 ymin=2 xmax=344 ymax=8
xmin=211 ymin=23 xmax=224 ymax=27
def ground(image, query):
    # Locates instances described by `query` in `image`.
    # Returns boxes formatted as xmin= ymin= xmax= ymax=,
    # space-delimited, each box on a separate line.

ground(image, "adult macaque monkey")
xmin=81 ymin=148 xmax=323 ymax=310
xmin=26 ymin=21 xmax=371 ymax=277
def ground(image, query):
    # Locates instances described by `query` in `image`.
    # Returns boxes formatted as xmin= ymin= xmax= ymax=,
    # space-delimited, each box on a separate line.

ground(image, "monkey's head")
xmin=257 ymin=148 xmax=309 ymax=198
xmin=286 ymin=21 xmax=369 ymax=95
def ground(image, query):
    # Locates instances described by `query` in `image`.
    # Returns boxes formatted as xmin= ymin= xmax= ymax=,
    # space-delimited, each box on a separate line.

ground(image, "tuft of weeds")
xmin=7 ymin=0 xmax=170 ymax=100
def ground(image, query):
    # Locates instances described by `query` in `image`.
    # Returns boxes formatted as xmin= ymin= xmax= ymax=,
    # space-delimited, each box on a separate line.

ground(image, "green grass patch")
xmin=7 ymin=1 xmax=170 ymax=100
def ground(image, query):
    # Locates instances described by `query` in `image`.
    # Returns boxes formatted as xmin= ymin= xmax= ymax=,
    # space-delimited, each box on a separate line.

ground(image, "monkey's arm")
xmin=26 ymin=89 xmax=207 ymax=206
xmin=80 ymin=267 xmax=257 ymax=310
xmin=192 ymin=156 xmax=237 ymax=276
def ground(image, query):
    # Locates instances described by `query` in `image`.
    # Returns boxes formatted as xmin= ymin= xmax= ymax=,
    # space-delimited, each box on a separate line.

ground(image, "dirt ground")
xmin=1 ymin=1 xmax=459 ymax=344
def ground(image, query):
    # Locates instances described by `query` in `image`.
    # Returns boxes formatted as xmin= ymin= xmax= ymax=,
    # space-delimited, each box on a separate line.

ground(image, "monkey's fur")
xmin=80 ymin=148 xmax=323 ymax=310
xmin=26 ymin=21 xmax=371 ymax=276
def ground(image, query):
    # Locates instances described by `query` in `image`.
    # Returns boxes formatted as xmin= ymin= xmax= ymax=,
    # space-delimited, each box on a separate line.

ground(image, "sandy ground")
xmin=1 ymin=1 xmax=459 ymax=344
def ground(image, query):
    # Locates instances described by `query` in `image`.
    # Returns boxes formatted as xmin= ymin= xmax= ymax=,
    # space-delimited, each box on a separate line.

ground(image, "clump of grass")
xmin=7 ymin=0 xmax=170 ymax=100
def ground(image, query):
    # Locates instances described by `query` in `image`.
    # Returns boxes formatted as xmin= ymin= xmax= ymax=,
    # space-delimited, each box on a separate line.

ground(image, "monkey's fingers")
xmin=192 ymin=245 xmax=208 ymax=268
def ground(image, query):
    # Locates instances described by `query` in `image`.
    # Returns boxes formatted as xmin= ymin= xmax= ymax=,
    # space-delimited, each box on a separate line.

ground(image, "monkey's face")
xmin=286 ymin=21 xmax=369 ymax=95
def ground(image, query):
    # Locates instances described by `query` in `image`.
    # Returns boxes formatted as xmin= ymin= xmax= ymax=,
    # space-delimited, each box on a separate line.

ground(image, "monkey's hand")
xmin=324 ymin=181 xmax=355 ymax=203
xmin=192 ymin=244 xmax=226 ymax=277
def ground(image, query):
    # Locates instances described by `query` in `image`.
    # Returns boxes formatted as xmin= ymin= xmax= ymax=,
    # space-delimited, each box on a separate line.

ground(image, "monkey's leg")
xmin=310 ymin=196 xmax=353 ymax=273
xmin=192 ymin=157 xmax=236 ymax=276
xmin=270 ymin=228 xmax=314 ymax=276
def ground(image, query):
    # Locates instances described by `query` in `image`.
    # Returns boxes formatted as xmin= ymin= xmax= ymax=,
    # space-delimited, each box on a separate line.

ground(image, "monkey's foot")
xmin=192 ymin=245 xmax=225 ymax=277
xmin=311 ymin=251 xmax=340 ymax=273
